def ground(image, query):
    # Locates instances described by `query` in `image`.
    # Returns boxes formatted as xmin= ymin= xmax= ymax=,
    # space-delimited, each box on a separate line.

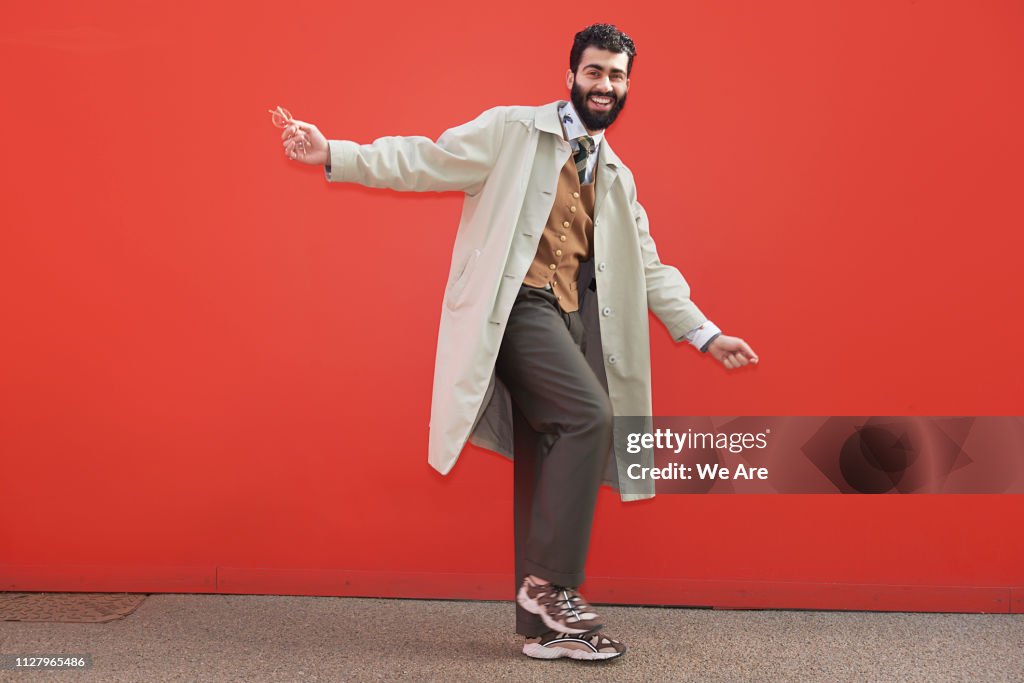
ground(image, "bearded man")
xmin=278 ymin=23 xmax=759 ymax=661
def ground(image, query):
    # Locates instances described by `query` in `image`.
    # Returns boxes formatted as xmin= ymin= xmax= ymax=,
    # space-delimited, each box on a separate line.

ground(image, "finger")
xmin=290 ymin=120 xmax=317 ymax=136
xmin=738 ymin=340 xmax=758 ymax=362
xmin=284 ymin=135 xmax=308 ymax=151
xmin=723 ymin=356 xmax=734 ymax=370
xmin=281 ymin=123 xmax=307 ymax=139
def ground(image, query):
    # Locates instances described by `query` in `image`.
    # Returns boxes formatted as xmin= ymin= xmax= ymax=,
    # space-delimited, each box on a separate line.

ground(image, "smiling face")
xmin=566 ymin=46 xmax=631 ymax=133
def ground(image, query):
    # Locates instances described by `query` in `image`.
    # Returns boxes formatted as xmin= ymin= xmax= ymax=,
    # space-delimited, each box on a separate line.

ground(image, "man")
xmin=278 ymin=24 xmax=758 ymax=661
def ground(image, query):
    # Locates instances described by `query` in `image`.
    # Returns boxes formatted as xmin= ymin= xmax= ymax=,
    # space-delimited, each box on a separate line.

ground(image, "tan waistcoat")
xmin=522 ymin=153 xmax=596 ymax=312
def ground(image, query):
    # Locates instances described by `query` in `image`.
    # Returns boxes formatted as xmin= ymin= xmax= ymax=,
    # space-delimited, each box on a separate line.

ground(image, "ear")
xmin=565 ymin=68 xmax=574 ymax=91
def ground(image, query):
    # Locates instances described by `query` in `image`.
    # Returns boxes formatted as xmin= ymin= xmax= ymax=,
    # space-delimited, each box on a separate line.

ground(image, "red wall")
xmin=2 ymin=1 xmax=1022 ymax=612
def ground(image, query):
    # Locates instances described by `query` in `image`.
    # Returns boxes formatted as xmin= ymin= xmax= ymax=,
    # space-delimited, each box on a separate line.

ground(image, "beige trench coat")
xmin=326 ymin=100 xmax=709 ymax=501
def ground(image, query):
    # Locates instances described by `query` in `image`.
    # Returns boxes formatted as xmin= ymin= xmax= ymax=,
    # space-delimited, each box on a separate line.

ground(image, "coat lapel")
xmin=594 ymin=139 xmax=621 ymax=219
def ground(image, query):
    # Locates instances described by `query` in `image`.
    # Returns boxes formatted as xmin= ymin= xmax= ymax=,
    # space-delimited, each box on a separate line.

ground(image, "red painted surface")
xmin=1 ymin=2 xmax=1022 ymax=612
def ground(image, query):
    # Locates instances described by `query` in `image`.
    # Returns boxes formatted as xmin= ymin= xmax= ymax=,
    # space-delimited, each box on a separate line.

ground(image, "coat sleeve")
xmin=323 ymin=106 xmax=506 ymax=194
xmin=629 ymin=182 xmax=710 ymax=343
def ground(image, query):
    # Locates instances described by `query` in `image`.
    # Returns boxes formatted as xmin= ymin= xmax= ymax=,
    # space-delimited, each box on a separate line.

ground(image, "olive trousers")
xmin=494 ymin=283 xmax=613 ymax=637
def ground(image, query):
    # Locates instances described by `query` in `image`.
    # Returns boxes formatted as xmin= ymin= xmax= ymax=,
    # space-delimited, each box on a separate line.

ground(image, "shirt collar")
xmin=558 ymin=100 xmax=605 ymax=148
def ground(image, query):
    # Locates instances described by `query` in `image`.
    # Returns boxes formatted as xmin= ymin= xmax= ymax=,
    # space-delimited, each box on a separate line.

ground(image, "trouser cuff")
xmin=523 ymin=559 xmax=584 ymax=588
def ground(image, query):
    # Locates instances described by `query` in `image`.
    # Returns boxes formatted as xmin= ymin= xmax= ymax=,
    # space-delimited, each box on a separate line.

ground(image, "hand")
xmin=280 ymin=119 xmax=329 ymax=166
xmin=707 ymin=335 xmax=759 ymax=370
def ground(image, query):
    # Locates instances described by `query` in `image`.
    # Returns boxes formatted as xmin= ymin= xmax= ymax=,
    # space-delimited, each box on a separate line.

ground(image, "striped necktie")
xmin=573 ymin=135 xmax=595 ymax=184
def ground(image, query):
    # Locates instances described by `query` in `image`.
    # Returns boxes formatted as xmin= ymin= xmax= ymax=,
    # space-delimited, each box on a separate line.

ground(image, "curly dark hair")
xmin=569 ymin=24 xmax=637 ymax=77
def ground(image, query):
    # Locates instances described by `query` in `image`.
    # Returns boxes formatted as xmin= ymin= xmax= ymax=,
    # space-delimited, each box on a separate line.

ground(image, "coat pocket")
xmin=446 ymin=248 xmax=481 ymax=311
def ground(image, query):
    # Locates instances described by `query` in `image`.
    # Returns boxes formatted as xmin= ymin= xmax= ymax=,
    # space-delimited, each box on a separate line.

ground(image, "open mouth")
xmin=588 ymin=94 xmax=615 ymax=111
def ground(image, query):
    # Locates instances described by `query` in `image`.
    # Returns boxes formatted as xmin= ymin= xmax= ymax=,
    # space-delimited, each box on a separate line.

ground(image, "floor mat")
xmin=0 ymin=593 xmax=147 ymax=623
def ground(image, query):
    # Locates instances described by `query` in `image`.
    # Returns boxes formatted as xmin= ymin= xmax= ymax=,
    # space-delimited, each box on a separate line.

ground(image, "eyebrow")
xmin=582 ymin=63 xmax=627 ymax=76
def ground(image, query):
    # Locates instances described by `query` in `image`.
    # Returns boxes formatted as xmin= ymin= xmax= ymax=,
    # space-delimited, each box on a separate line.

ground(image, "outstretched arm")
xmin=281 ymin=107 xmax=506 ymax=194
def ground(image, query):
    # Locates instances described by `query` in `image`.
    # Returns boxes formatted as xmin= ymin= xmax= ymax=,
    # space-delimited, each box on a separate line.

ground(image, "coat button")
xmin=562 ymin=221 xmax=571 ymax=228
xmin=597 ymin=262 xmax=607 ymax=271
xmin=570 ymin=206 xmax=577 ymax=213
xmin=602 ymin=306 xmax=612 ymax=316
xmin=608 ymin=354 xmax=618 ymax=364
xmin=573 ymin=191 xmax=580 ymax=198
xmin=559 ymin=235 xmax=567 ymax=242
xmin=549 ymin=263 xmax=557 ymax=270
xmin=555 ymin=249 xmax=563 ymax=256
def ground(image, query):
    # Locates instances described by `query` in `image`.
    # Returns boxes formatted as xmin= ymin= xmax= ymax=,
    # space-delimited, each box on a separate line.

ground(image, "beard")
xmin=570 ymin=80 xmax=628 ymax=132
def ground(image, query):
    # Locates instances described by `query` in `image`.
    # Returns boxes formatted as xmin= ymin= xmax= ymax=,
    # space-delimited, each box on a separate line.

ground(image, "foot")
xmin=516 ymin=576 xmax=603 ymax=634
xmin=522 ymin=628 xmax=626 ymax=661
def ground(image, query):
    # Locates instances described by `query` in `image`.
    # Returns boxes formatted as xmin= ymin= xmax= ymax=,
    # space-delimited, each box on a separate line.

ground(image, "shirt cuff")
xmin=684 ymin=321 xmax=722 ymax=352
